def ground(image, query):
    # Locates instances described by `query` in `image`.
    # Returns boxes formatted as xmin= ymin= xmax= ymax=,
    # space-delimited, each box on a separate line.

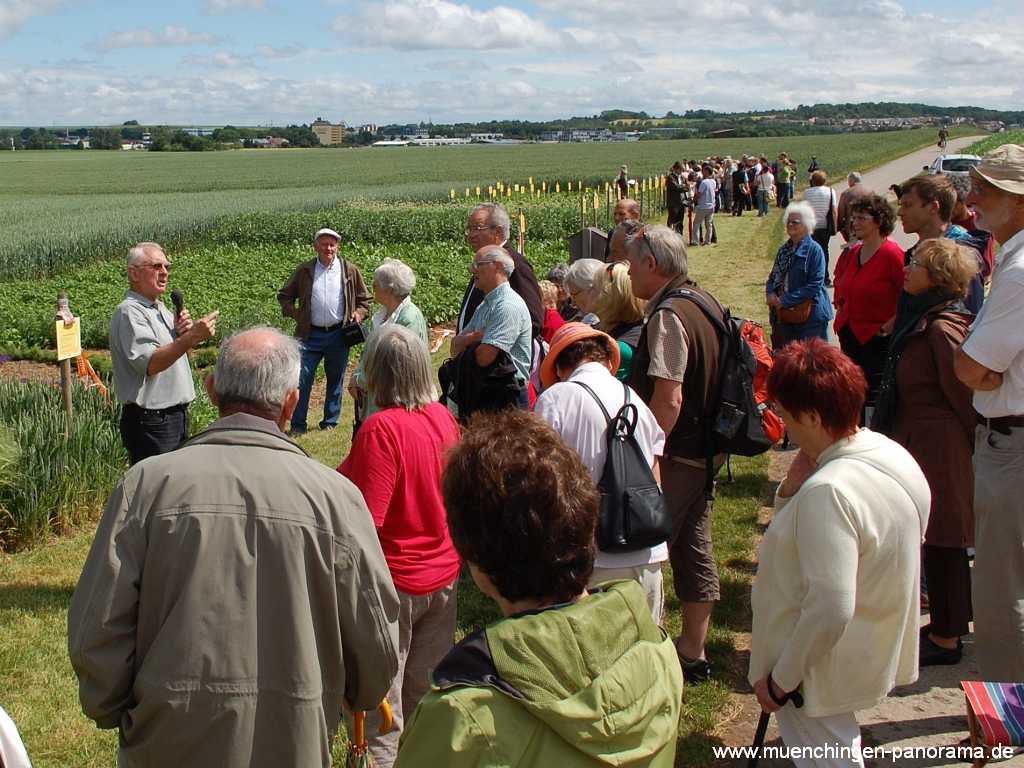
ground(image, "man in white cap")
xmin=278 ymin=228 xmax=370 ymax=434
xmin=953 ymin=144 xmax=1024 ymax=681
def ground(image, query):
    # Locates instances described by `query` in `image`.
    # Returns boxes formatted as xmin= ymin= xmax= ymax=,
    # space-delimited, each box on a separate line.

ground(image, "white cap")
xmin=314 ymin=227 xmax=342 ymax=242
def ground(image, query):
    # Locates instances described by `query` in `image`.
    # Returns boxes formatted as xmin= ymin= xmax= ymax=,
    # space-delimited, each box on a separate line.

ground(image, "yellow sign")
xmin=56 ymin=318 xmax=82 ymax=361
xmin=519 ymin=212 xmax=526 ymax=232
xmin=593 ymin=191 xmax=599 ymax=211
xmin=568 ymin=181 xmax=573 ymax=192
xmin=556 ymin=182 xmax=561 ymax=193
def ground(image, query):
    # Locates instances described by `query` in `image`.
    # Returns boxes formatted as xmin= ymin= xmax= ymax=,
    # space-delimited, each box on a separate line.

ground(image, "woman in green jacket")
xmin=349 ymin=258 xmax=429 ymax=420
xmin=395 ymin=409 xmax=683 ymax=768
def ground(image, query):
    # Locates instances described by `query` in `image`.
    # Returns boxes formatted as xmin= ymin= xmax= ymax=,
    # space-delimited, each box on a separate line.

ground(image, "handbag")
xmin=825 ymin=192 xmax=837 ymax=237
xmin=339 ymin=320 xmax=367 ymax=347
xmin=574 ymin=381 xmax=671 ymax=553
xmin=777 ymin=299 xmax=813 ymax=324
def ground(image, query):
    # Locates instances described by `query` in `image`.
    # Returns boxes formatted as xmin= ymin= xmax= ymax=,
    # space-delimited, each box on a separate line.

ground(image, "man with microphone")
xmin=110 ymin=241 xmax=218 ymax=464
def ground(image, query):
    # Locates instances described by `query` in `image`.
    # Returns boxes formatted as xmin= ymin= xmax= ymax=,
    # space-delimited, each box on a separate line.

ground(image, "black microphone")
xmin=170 ymin=289 xmax=184 ymax=320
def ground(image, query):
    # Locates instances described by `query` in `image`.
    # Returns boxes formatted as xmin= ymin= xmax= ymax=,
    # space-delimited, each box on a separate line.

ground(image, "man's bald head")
xmin=613 ymin=198 xmax=641 ymax=225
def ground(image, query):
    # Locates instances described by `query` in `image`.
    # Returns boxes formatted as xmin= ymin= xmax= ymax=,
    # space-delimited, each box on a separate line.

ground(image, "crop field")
xmin=0 ymin=127 xmax=956 ymax=279
xmin=967 ymin=129 xmax=1024 ymax=156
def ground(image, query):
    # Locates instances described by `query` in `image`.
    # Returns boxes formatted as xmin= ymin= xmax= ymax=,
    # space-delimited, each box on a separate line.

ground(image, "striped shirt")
xmin=464 ymin=281 xmax=532 ymax=384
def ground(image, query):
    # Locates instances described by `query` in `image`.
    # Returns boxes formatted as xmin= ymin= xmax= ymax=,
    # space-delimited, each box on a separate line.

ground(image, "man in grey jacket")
xmin=69 ymin=326 xmax=400 ymax=768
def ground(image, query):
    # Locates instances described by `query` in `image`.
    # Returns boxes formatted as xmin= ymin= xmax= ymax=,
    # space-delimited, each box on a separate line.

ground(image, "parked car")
xmin=924 ymin=154 xmax=981 ymax=177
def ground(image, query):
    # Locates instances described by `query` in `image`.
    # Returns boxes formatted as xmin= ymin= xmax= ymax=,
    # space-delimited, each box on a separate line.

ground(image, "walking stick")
xmin=748 ymin=687 xmax=803 ymax=768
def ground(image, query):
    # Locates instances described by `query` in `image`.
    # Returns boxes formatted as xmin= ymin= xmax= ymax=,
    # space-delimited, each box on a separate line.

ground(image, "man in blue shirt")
xmin=450 ymin=245 xmax=532 ymax=409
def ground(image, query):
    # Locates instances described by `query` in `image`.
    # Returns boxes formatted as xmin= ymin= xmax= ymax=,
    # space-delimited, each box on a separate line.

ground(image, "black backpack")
xmin=574 ymin=381 xmax=671 ymax=553
xmin=660 ymin=288 xmax=780 ymax=491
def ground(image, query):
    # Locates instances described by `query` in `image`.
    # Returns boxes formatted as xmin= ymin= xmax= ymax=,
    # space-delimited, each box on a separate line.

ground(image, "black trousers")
xmin=923 ymin=545 xmax=972 ymax=638
xmin=838 ymin=325 xmax=889 ymax=407
xmin=120 ymin=403 xmax=190 ymax=465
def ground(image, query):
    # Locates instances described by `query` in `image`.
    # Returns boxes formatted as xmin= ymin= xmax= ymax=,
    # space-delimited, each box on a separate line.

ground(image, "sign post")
xmin=55 ymin=292 xmax=80 ymax=432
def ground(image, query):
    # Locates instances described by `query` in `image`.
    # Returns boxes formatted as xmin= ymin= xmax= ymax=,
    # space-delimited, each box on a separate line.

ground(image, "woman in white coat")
xmin=749 ymin=339 xmax=931 ymax=767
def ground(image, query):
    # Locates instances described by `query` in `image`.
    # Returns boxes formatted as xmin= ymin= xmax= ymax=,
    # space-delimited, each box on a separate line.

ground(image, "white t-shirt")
xmin=696 ymin=178 xmax=717 ymax=210
xmin=534 ymin=361 xmax=668 ymax=568
xmin=962 ymin=229 xmax=1024 ymax=417
xmin=758 ymin=171 xmax=775 ymax=192
xmin=0 ymin=706 xmax=31 ymax=768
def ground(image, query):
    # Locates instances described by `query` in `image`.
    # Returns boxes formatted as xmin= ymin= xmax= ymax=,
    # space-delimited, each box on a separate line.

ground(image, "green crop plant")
xmin=0 ymin=380 xmax=126 ymax=550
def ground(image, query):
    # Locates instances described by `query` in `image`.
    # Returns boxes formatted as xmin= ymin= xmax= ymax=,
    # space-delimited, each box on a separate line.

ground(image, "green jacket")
xmin=396 ymin=580 xmax=682 ymax=767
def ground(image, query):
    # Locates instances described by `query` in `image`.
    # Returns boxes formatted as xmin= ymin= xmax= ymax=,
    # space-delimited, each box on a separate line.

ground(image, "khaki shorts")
xmin=661 ymin=459 xmax=720 ymax=603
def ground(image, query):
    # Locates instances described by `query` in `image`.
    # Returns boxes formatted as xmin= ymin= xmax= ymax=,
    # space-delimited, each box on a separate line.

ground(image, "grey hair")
xmin=479 ymin=245 xmax=514 ymax=276
xmin=363 ymin=324 xmax=435 ymax=411
xmin=784 ymin=200 xmax=817 ymax=233
xmin=616 ymin=219 xmax=644 ymax=238
xmin=547 ymin=262 xmax=570 ymax=284
xmin=948 ymin=173 xmax=971 ymax=201
xmin=848 ymin=172 xmax=863 ymax=183
xmin=470 ymin=202 xmax=511 ymax=240
xmin=564 ymin=258 xmax=604 ymax=293
xmin=127 ymin=241 xmax=165 ymax=268
xmin=625 ymin=225 xmax=688 ymax=279
xmin=214 ymin=326 xmax=300 ymax=412
xmin=373 ymin=258 xmax=416 ymax=299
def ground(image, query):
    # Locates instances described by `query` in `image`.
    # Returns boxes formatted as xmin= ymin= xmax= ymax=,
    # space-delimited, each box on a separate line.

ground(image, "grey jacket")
xmin=68 ymin=413 xmax=400 ymax=768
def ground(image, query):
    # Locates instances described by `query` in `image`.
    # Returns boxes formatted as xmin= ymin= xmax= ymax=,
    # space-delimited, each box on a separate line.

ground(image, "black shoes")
xmin=679 ymin=654 xmax=713 ymax=684
xmin=920 ymin=633 xmax=963 ymax=666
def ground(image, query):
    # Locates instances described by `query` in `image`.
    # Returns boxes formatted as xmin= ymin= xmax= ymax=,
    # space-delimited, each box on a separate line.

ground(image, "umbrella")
xmin=748 ymin=687 xmax=803 ymax=768
xmin=346 ymin=700 xmax=394 ymax=768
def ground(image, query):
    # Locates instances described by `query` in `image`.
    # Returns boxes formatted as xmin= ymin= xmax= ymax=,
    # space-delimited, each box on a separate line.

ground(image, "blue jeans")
xmin=757 ymin=189 xmax=770 ymax=216
xmin=293 ymin=326 xmax=350 ymax=432
xmin=773 ymin=320 xmax=829 ymax=348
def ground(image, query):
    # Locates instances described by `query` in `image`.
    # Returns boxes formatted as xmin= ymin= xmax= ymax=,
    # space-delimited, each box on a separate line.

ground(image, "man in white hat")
xmin=277 ymin=228 xmax=370 ymax=434
xmin=953 ymin=144 xmax=1024 ymax=681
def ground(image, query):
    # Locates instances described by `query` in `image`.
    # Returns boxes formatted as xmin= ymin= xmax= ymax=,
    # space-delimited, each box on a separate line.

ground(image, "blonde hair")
xmin=538 ymin=279 xmax=559 ymax=309
xmin=593 ymin=262 xmax=645 ymax=327
xmin=913 ymin=238 xmax=979 ymax=297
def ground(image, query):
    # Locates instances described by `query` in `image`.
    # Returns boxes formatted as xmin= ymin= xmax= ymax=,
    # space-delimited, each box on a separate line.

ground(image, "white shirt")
xmin=534 ymin=362 xmax=668 ymax=568
xmin=0 ymin=706 xmax=31 ymax=768
xmin=311 ymin=257 xmax=344 ymax=327
xmin=758 ymin=171 xmax=775 ymax=191
xmin=803 ymin=185 xmax=838 ymax=230
xmin=963 ymin=229 xmax=1024 ymax=417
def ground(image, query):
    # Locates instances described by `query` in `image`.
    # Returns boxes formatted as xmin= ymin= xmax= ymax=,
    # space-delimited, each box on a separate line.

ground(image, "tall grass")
xmin=966 ymin=129 xmax=1024 ymax=156
xmin=0 ymin=380 xmax=125 ymax=550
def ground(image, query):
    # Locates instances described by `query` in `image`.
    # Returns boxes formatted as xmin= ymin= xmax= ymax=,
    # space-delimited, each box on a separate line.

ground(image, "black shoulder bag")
xmin=574 ymin=381 xmax=671 ymax=552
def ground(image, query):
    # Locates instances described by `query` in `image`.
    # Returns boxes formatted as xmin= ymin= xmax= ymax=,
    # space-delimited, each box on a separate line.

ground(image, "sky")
xmin=1 ymin=0 xmax=1021 ymax=127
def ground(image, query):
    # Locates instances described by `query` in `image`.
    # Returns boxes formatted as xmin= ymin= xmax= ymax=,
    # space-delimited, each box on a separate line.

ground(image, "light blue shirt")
xmin=311 ymin=258 xmax=345 ymax=327
xmin=464 ymin=281 xmax=532 ymax=385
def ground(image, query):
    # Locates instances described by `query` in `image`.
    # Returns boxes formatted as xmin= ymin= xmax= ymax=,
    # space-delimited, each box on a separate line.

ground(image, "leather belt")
xmin=977 ymin=413 xmax=1024 ymax=435
xmin=311 ymin=323 xmax=343 ymax=332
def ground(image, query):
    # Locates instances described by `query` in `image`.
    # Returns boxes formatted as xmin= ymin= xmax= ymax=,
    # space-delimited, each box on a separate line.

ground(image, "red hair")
xmin=767 ymin=339 xmax=866 ymax=438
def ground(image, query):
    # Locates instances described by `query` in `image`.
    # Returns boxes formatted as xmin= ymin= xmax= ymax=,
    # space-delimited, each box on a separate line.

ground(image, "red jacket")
xmin=834 ymin=238 xmax=904 ymax=344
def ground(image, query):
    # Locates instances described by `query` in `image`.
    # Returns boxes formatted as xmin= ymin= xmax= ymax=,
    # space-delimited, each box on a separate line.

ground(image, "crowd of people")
xmin=40 ymin=143 xmax=1024 ymax=767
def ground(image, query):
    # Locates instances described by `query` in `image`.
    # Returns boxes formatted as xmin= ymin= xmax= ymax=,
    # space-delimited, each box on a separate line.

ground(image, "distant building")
xmin=181 ymin=127 xmax=217 ymax=137
xmin=312 ymin=117 xmax=346 ymax=145
xmin=470 ymin=132 xmax=503 ymax=142
xmin=411 ymin=137 xmax=470 ymax=146
xmin=250 ymin=136 xmax=290 ymax=148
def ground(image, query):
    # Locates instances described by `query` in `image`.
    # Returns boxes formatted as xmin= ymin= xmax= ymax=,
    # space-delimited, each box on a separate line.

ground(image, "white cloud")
xmin=0 ymin=0 xmax=62 ymax=40
xmin=338 ymin=0 xmax=563 ymax=50
xmin=97 ymin=25 xmax=219 ymax=52
xmin=205 ymin=0 xmax=267 ymax=12
xmin=255 ymin=44 xmax=306 ymax=60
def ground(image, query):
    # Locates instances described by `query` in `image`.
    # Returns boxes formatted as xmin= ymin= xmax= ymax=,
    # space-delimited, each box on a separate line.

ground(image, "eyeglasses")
xmin=470 ymin=259 xmax=497 ymax=272
xmin=785 ymin=219 xmax=803 ymax=226
xmin=136 ymin=261 xmax=171 ymax=273
xmin=465 ymin=224 xmax=494 ymax=234
xmin=851 ymin=213 xmax=874 ymax=222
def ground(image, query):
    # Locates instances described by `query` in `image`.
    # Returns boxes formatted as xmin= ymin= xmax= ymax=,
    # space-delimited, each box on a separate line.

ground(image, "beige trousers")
xmin=971 ymin=425 xmax=1024 ymax=682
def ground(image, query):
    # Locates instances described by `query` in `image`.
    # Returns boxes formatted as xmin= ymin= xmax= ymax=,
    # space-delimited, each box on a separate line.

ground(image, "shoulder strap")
xmin=658 ymin=288 xmax=728 ymax=337
xmin=573 ymin=380 xmax=613 ymax=423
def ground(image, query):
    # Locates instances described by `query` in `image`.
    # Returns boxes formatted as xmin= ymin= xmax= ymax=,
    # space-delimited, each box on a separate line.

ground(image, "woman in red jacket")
xmin=833 ymin=194 xmax=904 ymax=407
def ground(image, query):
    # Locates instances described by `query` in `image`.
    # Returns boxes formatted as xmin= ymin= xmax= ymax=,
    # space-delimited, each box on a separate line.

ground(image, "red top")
xmin=338 ymin=402 xmax=461 ymax=595
xmin=833 ymin=238 xmax=905 ymax=344
xmin=542 ymin=307 xmax=566 ymax=344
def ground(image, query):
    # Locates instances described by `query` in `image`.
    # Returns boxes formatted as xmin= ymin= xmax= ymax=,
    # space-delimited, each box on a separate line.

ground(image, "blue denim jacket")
xmin=766 ymin=235 xmax=834 ymax=328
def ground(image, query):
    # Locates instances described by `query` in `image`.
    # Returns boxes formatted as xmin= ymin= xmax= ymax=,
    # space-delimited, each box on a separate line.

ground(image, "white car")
xmin=924 ymin=154 xmax=981 ymax=177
